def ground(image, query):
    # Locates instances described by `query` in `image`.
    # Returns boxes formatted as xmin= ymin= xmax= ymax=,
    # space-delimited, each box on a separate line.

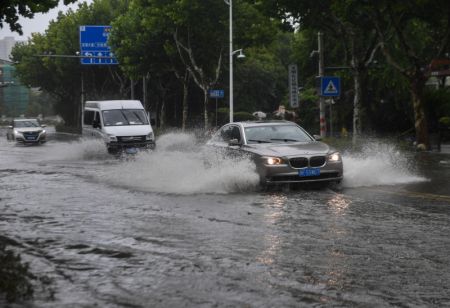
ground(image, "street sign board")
xmin=209 ymin=89 xmax=225 ymax=99
xmin=320 ymin=76 xmax=340 ymax=97
xmin=79 ymin=25 xmax=118 ymax=65
xmin=288 ymin=64 xmax=299 ymax=108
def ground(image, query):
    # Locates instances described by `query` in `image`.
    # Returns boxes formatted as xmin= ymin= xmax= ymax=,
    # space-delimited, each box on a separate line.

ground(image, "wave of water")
xmin=342 ymin=142 xmax=427 ymax=187
xmin=99 ymin=132 xmax=260 ymax=194
xmin=42 ymin=133 xmax=426 ymax=193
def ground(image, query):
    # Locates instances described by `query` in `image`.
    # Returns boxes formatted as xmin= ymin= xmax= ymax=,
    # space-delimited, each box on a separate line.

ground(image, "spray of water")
xmin=99 ymin=132 xmax=260 ymax=194
xmin=342 ymin=142 xmax=427 ymax=188
xmin=38 ymin=132 xmax=427 ymax=192
xmin=46 ymin=138 xmax=110 ymax=161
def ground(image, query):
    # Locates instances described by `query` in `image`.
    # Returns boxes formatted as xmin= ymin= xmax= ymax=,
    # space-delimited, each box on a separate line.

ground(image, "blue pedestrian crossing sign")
xmin=320 ymin=76 xmax=340 ymax=97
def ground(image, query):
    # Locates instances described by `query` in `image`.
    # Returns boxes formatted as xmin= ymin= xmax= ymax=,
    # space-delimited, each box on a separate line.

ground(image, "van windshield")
xmin=102 ymin=109 xmax=149 ymax=126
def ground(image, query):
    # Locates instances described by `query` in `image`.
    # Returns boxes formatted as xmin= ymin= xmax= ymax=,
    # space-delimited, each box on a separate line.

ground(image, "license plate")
xmin=299 ymin=168 xmax=320 ymax=177
xmin=26 ymin=136 xmax=36 ymax=140
xmin=125 ymin=147 xmax=137 ymax=154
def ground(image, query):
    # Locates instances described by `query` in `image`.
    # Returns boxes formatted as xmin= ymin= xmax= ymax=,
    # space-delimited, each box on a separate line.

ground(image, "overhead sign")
xmin=209 ymin=89 xmax=225 ymax=99
xmin=79 ymin=25 xmax=118 ymax=65
xmin=321 ymin=76 xmax=340 ymax=97
xmin=288 ymin=64 xmax=299 ymax=108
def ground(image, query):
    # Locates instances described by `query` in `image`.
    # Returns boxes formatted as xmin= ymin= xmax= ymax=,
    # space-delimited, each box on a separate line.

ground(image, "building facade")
xmin=0 ymin=37 xmax=17 ymax=61
xmin=0 ymin=60 xmax=29 ymax=117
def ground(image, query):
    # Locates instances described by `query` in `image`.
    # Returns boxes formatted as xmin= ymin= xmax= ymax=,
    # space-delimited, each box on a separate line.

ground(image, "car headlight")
xmin=146 ymin=132 xmax=154 ymax=141
xmin=328 ymin=152 xmax=341 ymax=162
xmin=14 ymin=130 xmax=21 ymax=136
xmin=262 ymin=156 xmax=283 ymax=165
xmin=108 ymin=134 xmax=117 ymax=142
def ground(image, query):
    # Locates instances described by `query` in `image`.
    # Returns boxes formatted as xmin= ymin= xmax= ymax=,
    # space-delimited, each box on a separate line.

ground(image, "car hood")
xmin=103 ymin=125 xmax=152 ymax=137
xmin=15 ymin=127 xmax=44 ymax=133
xmin=243 ymin=141 xmax=333 ymax=157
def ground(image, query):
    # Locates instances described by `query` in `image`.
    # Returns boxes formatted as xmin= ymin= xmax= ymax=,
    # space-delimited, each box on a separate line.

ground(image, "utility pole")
xmin=318 ymin=32 xmax=326 ymax=138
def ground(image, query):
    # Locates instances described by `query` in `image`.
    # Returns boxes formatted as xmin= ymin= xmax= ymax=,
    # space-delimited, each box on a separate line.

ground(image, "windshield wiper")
xmin=247 ymin=139 xmax=271 ymax=143
xmin=270 ymin=138 xmax=300 ymax=142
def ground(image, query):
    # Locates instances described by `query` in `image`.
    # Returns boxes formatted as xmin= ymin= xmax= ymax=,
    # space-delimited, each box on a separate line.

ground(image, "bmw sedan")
xmin=6 ymin=118 xmax=47 ymax=144
xmin=207 ymin=121 xmax=343 ymax=185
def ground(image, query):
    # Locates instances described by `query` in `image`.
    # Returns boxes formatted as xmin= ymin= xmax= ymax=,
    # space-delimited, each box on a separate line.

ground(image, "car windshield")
xmin=244 ymin=125 xmax=313 ymax=144
xmin=102 ymin=109 xmax=149 ymax=126
xmin=14 ymin=120 xmax=40 ymax=128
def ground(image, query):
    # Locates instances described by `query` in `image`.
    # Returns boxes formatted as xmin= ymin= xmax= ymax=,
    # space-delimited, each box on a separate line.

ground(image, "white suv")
xmin=6 ymin=118 xmax=47 ymax=144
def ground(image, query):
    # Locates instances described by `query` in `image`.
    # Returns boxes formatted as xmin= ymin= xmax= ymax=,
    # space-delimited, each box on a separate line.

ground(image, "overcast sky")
xmin=0 ymin=1 xmax=91 ymax=41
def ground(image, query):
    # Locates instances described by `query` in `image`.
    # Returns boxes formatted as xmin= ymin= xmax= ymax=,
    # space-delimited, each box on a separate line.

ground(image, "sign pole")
xmin=318 ymin=32 xmax=326 ymax=138
xmin=215 ymin=98 xmax=218 ymax=127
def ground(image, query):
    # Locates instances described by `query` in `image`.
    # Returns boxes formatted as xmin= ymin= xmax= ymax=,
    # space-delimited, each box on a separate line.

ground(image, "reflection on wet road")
xmin=0 ymin=132 xmax=450 ymax=307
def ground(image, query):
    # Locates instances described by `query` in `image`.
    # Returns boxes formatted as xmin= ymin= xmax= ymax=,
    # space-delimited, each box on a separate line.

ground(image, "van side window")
xmin=84 ymin=110 xmax=94 ymax=125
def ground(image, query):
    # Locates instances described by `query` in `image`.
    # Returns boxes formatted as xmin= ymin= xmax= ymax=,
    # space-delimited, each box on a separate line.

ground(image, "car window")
xmin=217 ymin=125 xmax=241 ymax=143
xmin=14 ymin=120 xmax=40 ymax=128
xmin=102 ymin=109 xmax=149 ymax=126
xmin=244 ymin=125 xmax=313 ymax=143
xmin=83 ymin=110 xmax=95 ymax=125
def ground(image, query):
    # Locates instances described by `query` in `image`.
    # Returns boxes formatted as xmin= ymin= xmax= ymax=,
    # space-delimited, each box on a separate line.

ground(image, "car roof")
xmin=14 ymin=118 xmax=38 ymax=121
xmin=85 ymin=100 xmax=144 ymax=110
xmin=232 ymin=120 xmax=298 ymax=128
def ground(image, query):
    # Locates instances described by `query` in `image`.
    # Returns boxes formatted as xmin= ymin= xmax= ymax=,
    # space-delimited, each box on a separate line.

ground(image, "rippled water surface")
xmin=0 ymin=131 xmax=449 ymax=307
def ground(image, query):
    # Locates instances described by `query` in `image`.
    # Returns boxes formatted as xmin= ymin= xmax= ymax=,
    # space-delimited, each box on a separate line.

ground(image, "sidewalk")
xmin=441 ymin=143 xmax=450 ymax=154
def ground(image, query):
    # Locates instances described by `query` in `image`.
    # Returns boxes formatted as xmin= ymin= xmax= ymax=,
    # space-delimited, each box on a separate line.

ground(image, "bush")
xmin=0 ymin=242 xmax=34 ymax=302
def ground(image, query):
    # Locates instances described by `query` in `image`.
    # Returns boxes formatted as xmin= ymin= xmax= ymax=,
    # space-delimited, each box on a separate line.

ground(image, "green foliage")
xmin=11 ymin=0 xmax=132 ymax=128
xmin=234 ymin=111 xmax=254 ymax=121
xmin=440 ymin=117 xmax=450 ymax=126
xmin=0 ymin=0 xmax=76 ymax=34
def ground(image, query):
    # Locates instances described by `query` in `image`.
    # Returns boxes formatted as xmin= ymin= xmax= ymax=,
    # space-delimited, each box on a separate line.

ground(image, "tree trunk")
xmin=203 ymin=88 xmax=209 ymax=130
xmin=410 ymin=77 xmax=429 ymax=149
xmin=352 ymin=70 xmax=362 ymax=145
xmin=159 ymin=98 xmax=166 ymax=129
xmin=182 ymin=80 xmax=189 ymax=131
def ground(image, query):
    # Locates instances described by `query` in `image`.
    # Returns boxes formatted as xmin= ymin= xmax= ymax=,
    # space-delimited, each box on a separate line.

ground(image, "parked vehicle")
xmin=207 ymin=121 xmax=343 ymax=185
xmin=6 ymin=118 xmax=47 ymax=144
xmin=82 ymin=100 xmax=155 ymax=155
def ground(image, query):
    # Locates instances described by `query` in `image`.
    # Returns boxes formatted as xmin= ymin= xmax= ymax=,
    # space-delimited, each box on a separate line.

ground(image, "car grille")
xmin=117 ymin=136 xmax=146 ymax=143
xmin=23 ymin=132 xmax=39 ymax=137
xmin=289 ymin=157 xmax=308 ymax=168
xmin=289 ymin=156 xmax=326 ymax=168
xmin=310 ymin=156 xmax=326 ymax=167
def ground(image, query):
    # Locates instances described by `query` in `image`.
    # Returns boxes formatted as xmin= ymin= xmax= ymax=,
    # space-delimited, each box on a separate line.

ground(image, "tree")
xmin=256 ymin=0 xmax=381 ymax=143
xmin=11 ymin=0 xmax=132 ymax=129
xmin=0 ymin=0 xmax=76 ymax=34
xmin=371 ymin=0 xmax=450 ymax=149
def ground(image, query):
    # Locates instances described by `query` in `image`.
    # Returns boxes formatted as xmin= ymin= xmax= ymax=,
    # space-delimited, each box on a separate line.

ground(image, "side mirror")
xmin=228 ymin=138 xmax=241 ymax=146
xmin=313 ymin=134 xmax=322 ymax=141
xmin=8 ymin=125 xmax=13 ymax=129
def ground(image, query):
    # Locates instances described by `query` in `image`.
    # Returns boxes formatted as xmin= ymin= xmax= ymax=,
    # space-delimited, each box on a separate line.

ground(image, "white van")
xmin=82 ymin=100 xmax=155 ymax=154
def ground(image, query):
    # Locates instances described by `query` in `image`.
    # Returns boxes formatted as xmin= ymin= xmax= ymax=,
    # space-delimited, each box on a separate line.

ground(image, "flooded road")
xmin=1 ymin=130 xmax=450 ymax=307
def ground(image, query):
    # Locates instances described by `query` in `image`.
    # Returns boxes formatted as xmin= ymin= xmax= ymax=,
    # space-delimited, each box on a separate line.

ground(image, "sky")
xmin=0 ymin=1 xmax=91 ymax=41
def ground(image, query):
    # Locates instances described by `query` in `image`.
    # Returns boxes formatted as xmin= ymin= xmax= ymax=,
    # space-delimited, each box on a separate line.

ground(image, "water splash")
xmin=342 ymin=142 xmax=427 ymax=187
xmin=47 ymin=138 xmax=110 ymax=161
xmin=99 ymin=132 xmax=260 ymax=194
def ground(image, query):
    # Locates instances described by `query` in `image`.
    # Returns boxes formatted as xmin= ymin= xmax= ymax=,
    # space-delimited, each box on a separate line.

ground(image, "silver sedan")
xmin=207 ymin=121 xmax=343 ymax=185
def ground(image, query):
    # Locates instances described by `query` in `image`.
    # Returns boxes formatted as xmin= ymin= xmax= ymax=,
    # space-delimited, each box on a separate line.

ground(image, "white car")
xmin=6 ymin=118 xmax=47 ymax=144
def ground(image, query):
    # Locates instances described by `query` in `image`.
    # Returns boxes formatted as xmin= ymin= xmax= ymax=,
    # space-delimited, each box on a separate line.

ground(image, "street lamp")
xmin=225 ymin=0 xmax=245 ymax=123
